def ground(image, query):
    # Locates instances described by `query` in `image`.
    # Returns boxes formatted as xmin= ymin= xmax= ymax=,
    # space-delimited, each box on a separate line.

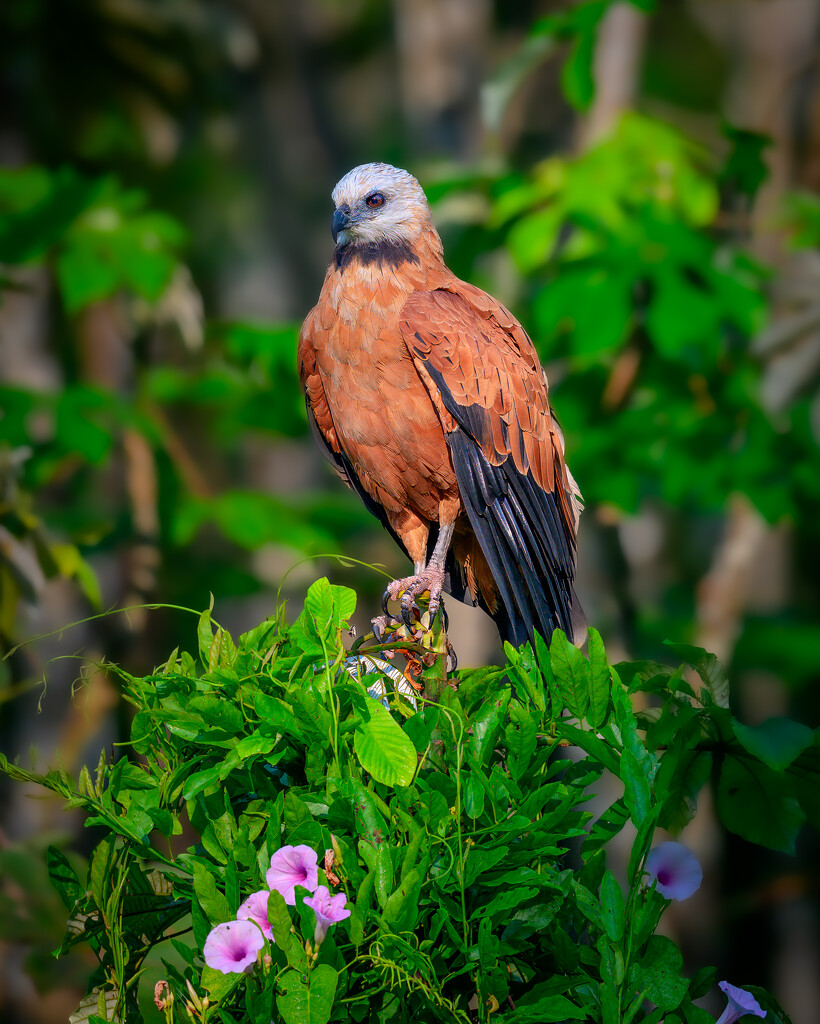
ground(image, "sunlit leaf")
xmin=354 ymin=700 xmax=417 ymax=788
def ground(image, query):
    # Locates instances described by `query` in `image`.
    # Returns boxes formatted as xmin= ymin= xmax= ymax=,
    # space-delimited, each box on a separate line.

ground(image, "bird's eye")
xmin=365 ymin=192 xmax=385 ymax=209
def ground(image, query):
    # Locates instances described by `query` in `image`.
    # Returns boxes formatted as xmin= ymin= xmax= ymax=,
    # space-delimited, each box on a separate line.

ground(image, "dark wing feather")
xmin=401 ymin=286 xmax=583 ymax=647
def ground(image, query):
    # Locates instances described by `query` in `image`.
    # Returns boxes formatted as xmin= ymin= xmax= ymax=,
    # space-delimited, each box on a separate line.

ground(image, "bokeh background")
xmin=1 ymin=0 xmax=819 ymax=1021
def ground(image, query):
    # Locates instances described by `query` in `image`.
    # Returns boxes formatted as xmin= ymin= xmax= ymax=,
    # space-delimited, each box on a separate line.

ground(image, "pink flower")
xmin=715 ymin=981 xmax=766 ymax=1023
xmin=645 ymin=841 xmax=703 ymax=901
xmin=203 ymin=920 xmax=264 ymax=974
xmin=303 ymin=884 xmax=351 ymax=945
xmin=237 ymin=890 xmax=273 ymax=940
xmin=266 ymin=845 xmax=319 ymax=906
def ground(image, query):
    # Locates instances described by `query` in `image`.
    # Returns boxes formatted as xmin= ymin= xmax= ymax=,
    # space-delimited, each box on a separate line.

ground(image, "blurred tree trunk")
xmin=393 ymin=0 xmax=491 ymax=157
xmin=687 ymin=0 xmax=818 ymax=675
xmin=691 ymin=3 xmax=820 ymax=1021
xmin=579 ymin=2 xmax=649 ymax=647
xmin=579 ymin=1 xmax=647 ymax=148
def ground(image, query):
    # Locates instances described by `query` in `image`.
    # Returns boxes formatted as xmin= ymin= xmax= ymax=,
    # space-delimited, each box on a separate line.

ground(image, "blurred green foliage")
xmin=0 ymin=166 xmax=186 ymax=310
xmin=534 ymin=0 xmax=657 ymax=111
xmin=446 ymin=114 xmax=801 ymax=521
xmin=0 ymin=165 xmax=372 ymax=640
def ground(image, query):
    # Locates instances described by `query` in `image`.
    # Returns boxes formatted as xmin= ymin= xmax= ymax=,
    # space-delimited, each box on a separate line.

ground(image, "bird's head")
xmin=330 ymin=162 xmax=430 ymax=247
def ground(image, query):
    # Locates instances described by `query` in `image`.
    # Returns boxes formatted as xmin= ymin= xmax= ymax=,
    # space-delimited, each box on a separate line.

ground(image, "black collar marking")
xmin=333 ymin=238 xmax=420 ymax=273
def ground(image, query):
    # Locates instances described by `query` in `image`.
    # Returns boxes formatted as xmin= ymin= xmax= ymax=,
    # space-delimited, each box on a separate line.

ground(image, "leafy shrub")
xmin=2 ymin=578 xmax=815 ymax=1023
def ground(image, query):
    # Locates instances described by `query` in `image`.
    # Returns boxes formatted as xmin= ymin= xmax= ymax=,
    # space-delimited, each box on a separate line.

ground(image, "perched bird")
xmin=298 ymin=162 xmax=583 ymax=648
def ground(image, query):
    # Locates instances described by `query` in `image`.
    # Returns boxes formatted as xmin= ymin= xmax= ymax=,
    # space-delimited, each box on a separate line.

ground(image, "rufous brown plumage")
xmin=298 ymin=162 xmax=583 ymax=647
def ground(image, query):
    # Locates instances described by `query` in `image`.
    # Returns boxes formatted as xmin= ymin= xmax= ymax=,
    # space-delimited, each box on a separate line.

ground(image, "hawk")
xmin=298 ymin=162 xmax=583 ymax=648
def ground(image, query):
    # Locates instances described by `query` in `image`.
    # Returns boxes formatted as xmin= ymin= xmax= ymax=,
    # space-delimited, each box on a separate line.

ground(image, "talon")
xmin=439 ymin=599 xmax=449 ymax=632
xmin=371 ymin=614 xmax=399 ymax=646
xmin=401 ymin=599 xmax=416 ymax=630
xmin=381 ymin=589 xmax=392 ymax=617
xmin=447 ymin=641 xmax=458 ymax=673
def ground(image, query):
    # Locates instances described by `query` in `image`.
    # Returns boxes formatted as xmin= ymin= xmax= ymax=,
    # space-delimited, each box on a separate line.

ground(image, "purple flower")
xmin=645 ymin=841 xmax=703 ymax=901
xmin=266 ymin=844 xmax=319 ymax=906
xmin=303 ymin=884 xmax=351 ymax=945
xmin=237 ymin=890 xmax=273 ymax=940
xmin=715 ymin=981 xmax=766 ymax=1024
xmin=203 ymin=920 xmax=265 ymax=974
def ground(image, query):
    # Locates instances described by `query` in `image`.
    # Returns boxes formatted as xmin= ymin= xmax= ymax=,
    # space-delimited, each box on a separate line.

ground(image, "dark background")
xmin=1 ymin=1 xmax=819 ymax=1021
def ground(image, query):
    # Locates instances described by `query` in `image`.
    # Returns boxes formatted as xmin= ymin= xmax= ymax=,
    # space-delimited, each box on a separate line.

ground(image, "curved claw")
xmin=381 ymin=589 xmax=392 ymax=617
xmin=447 ymin=642 xmax=458 ymax=673
xmin=400 ymin=597 xmax=416 ymax=630
xmin=372 ymin=619 xmax=383 ymax=645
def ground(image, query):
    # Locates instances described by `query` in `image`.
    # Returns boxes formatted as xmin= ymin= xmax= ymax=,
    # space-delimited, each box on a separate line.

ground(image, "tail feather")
xmin=446 ymin=427 xmax=583 ymax=649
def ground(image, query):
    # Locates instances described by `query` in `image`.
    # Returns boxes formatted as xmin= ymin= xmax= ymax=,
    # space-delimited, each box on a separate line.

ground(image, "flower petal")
xmin=237 ymin=890 xmax=273 ymax=939
xmin=645 ymin=841 xmax=703 ymax=901
xmin=715 ymin=981 xmax=766 ymax=1023
xmin=203 ymin=920 xmax=265 ymax=974
xmin=266 ymin=845 xmax=320 ymax=906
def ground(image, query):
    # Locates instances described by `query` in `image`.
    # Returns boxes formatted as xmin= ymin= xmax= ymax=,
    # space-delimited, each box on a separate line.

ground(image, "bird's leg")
xmin=386 ymin=522 xmax=455 ymax=629
xmin=370 ymin=557 xmax=424 ymax=645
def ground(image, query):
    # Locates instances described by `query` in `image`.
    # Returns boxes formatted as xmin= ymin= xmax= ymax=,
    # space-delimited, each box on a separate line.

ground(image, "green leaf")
xmin=469 ymin=689 xmax=510 ymax=765
xmin=50 ymin=543 xmax=102 ymax=608
xmin=646 ymin=266 xmax=720 ymax=358
xmin=56 ymin=243 xmax=120 ymax=312
xmin=182 ymin=767 xmax=222 ymax=800
xmin=404 ymin=706 xmax=439 ymax=752
xmin=663 ymin=642 xmax=728 ymax=708
xmin=571 ymin=879 xmax=604 ymax=932
xmin=787 ymin=738 xmax=820 ymax=829
xmin=463 ymin=773 xmax=486 ymax=819
xmin=0 ymin=167 xmax=103 ymax=263
xmin=306 ymin=576 xmax=334 ymax=636
xmin=268 ymin=888 xmax=293 ymax=955
xmin=197 ymin=601 xmax=216 ymax=667
xmin=632 ymin=936 xmax=688 ymax=1012
xmin=382 ymin=868 xmax=422 ymax=931
xmin=252 ymin=692 xmax=303 ymax=738
xmin=621 ymin=749 xmax=652 ymax=828
xmin=717 ymin=754 xmax=805 ymax=853
xmin=509 ymin=990 xmax=588 ymax=1022
xmin=657 ymin=749 xmax=712 ymax=833
xmin=600 ymin=870 xmax=624 ymax=941
xmin=192 ymin=862 xmax=230 ymax=926
xmin=201 ymin=966 xmax=242 ymax=1004
xmin=720 ymin=125 xmax=771 ymax=199
xmin=291 ymin=577 xmax=356 ymax=657
xmin=89 ymin=835 xmax=117 ymax=912
xmin=505 ymin=700 xmax=537 ymax=781
xmin=54 ymin=185 xmax=184 ymax=313
xmin=481 ymin=887 xmax=540 ymax=917
xmin=733 ymin=717 xmax=813 ymax=771
xmin=370 ymin=845 xmax=394 ymax=908
xmin=193 ymin=605 xmax=237 ymax=672
xmin=339 ymin=779 xmax=389 ymax=847
xmin=586 ymin=628 xmax=611 ymax=728
xmin=47 ymin=846 xmax=83 ymax=911
xmin=276 ymin=965 xmax=338 ymax=1024
xmin=550 ymin=629 xmax=590 ymax=718
xmin=353 ymin=700 xmax=417 ymax=788
xmin=560 ymin=6 xmax=604 ymax=111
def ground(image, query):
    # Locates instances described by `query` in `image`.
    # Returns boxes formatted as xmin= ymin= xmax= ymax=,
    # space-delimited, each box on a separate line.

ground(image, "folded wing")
xmin=400 ymin=284 xmax=583 ymax=647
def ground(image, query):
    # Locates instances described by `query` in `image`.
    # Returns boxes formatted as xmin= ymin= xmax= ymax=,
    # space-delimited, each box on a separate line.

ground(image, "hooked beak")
xmin=331 ymin=208 xmax=351 ymax=244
